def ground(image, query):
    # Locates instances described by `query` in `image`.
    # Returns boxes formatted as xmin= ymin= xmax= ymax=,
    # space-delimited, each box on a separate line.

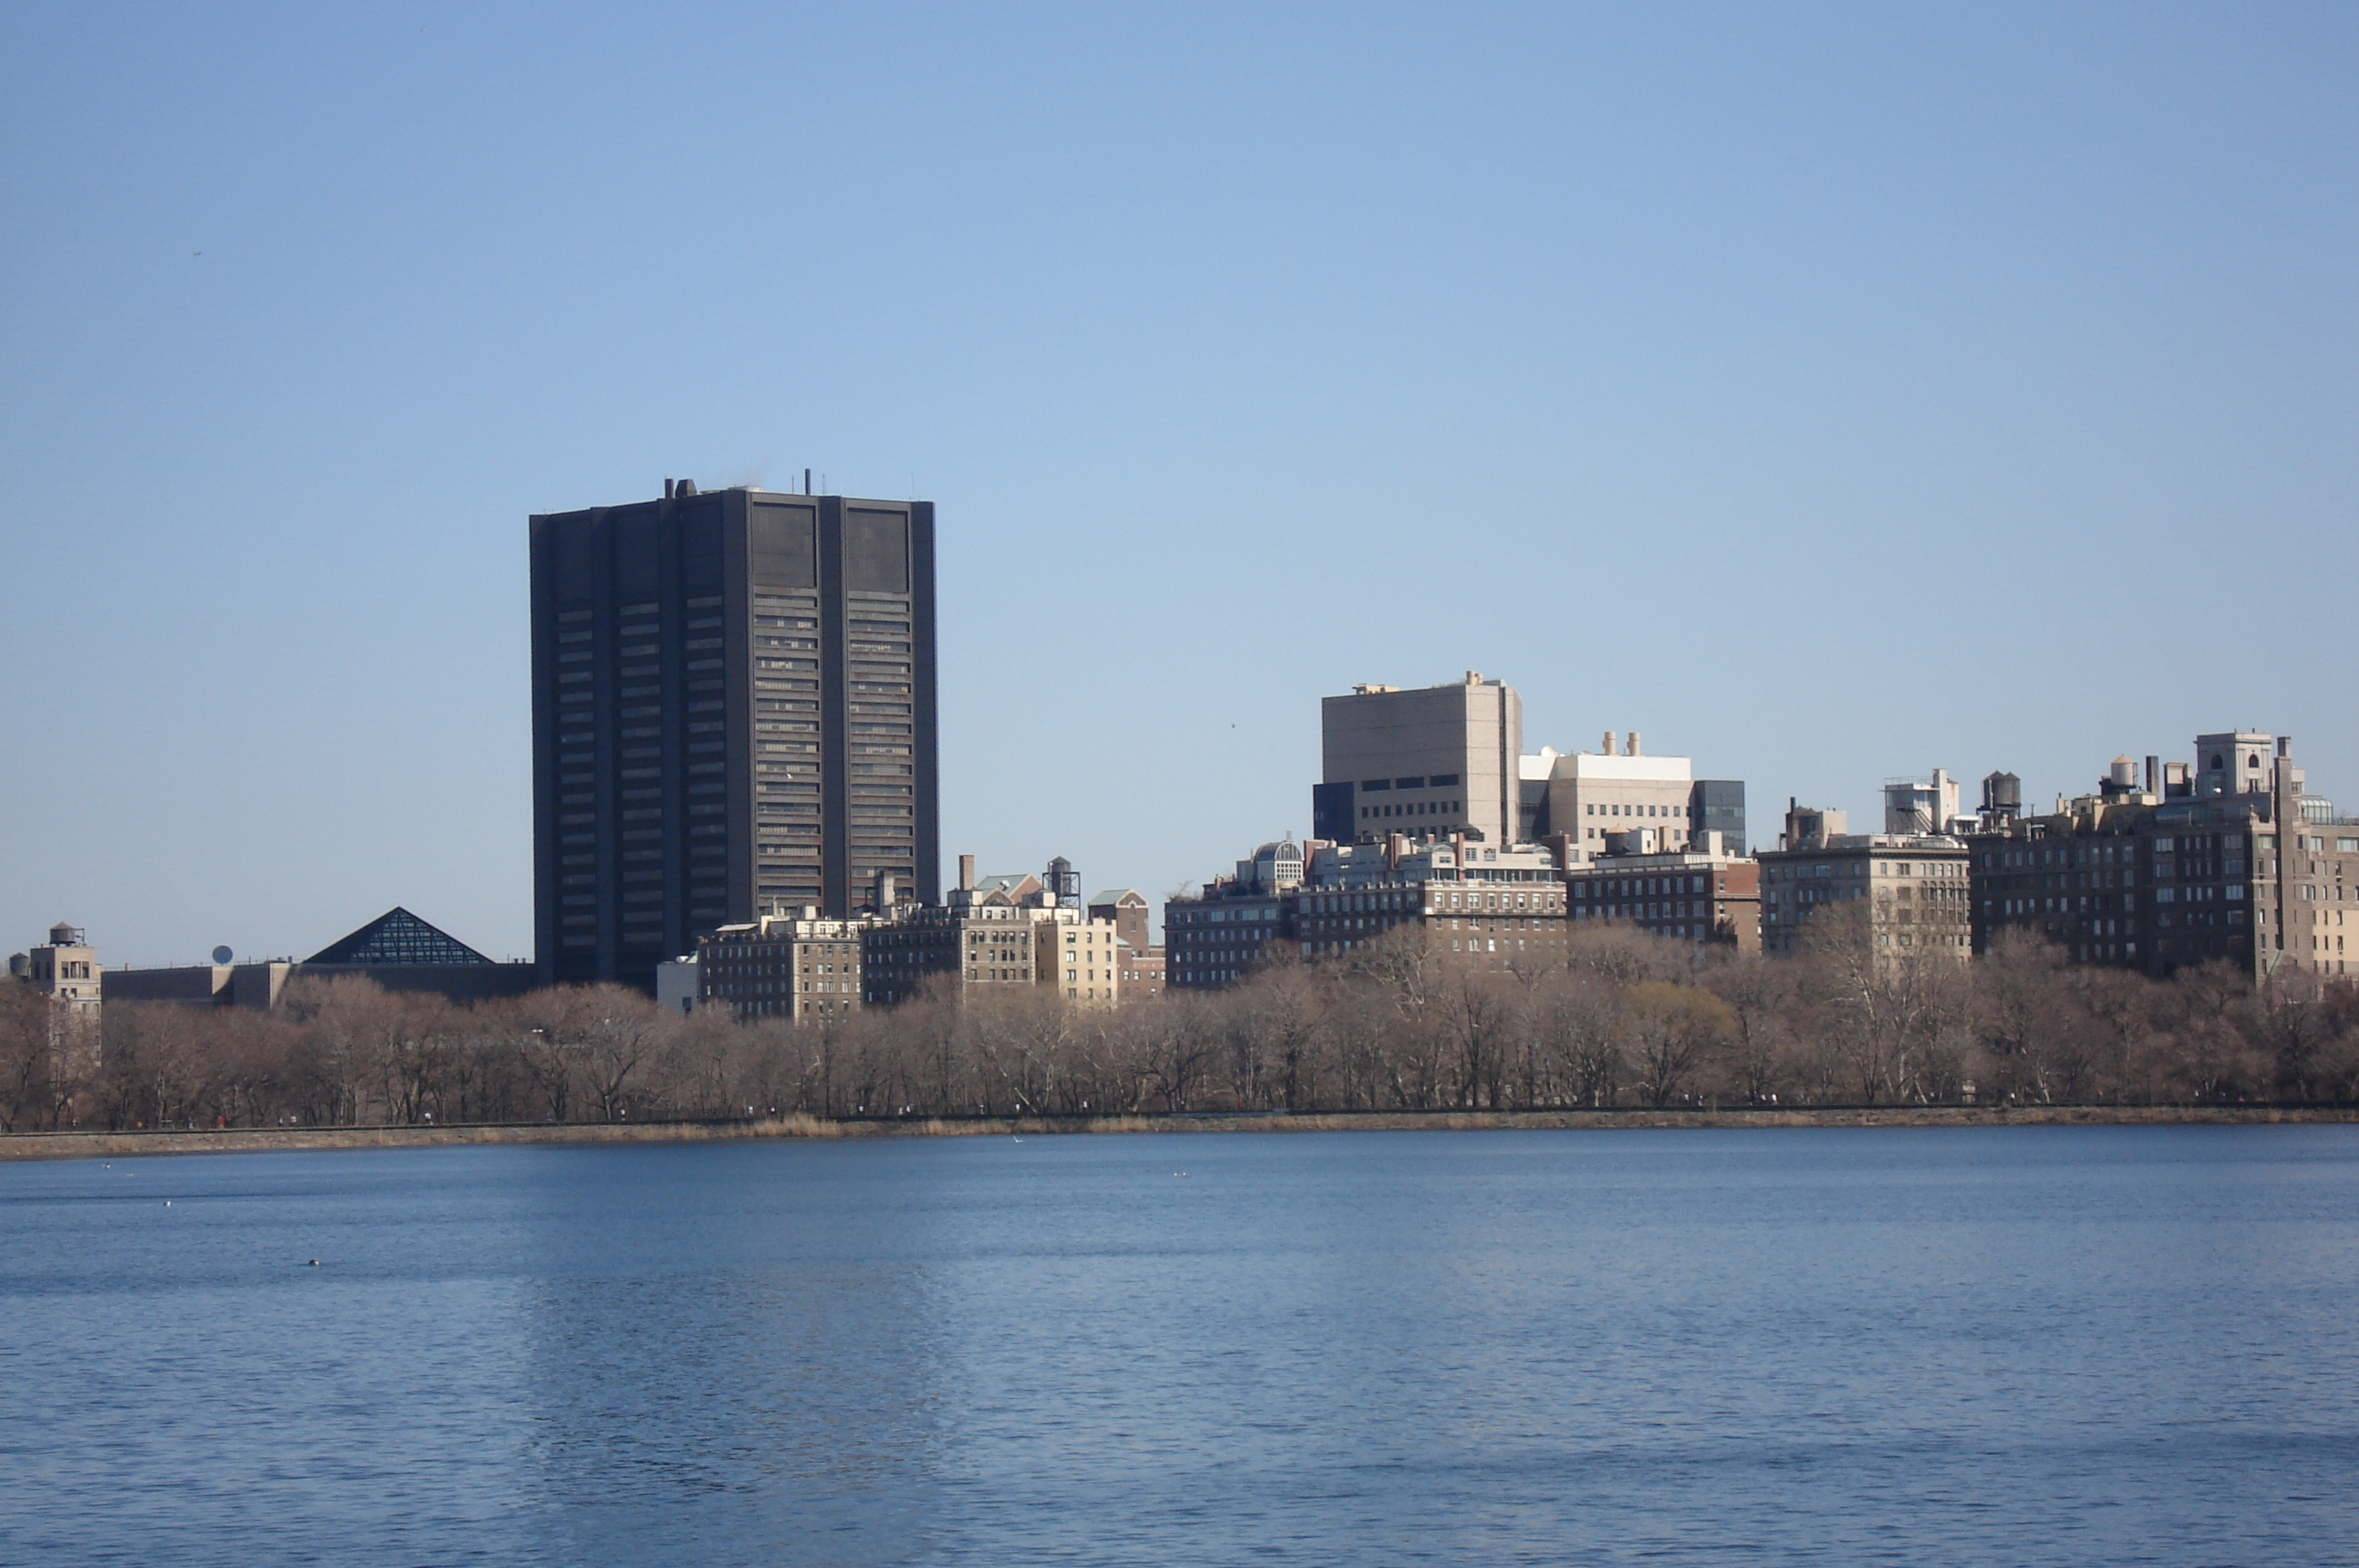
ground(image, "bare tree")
xmin=1619 ymin=981 xmax=1736 ymax=1108
xmin=0 ymin=983 xmax=57 ymax=1132
xmin=1527 ymin=972 xmax=1623 ymax=1108
xmin=1432 ymin=964 xmax=1519 ymax=1109
xmin=1701 ymin=956 xmax=1798 ymax=1106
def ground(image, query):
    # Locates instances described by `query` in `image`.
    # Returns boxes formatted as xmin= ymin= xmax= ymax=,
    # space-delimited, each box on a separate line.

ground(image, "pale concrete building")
xmin=1778 ymin=804 xmax=1850 ymax=850
xmin=2193 ymin=732 xmax=2276 ymax=799
xmin=655 ymin=954 xmax=699 ymax=1014
xmin=1313 ymin=674 xmax=1522 ymax=847
xmin=1535 ymin=733 xmax=1700 ymax=863
xmin=1884 ymin=769 xmax=1965 ymax=835
xmin=13 ymin=924 xmax=101 ymax=1008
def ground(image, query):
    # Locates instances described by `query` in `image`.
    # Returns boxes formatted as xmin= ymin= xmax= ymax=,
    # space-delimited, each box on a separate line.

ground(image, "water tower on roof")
xmin=1981 ymin=771 xmax=2021 ymax=823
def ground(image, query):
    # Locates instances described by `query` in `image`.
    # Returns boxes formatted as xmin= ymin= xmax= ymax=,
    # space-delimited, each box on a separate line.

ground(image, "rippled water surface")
xmin=3 ymin=1127 xmax=2355 ymax=1565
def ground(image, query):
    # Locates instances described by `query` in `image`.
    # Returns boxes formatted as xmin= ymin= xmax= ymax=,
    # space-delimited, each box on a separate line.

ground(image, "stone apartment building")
xmin=698 ymin=910 xmax=869 ymax=1021
xmin=1089 ymin=889 xmax=1164 ymax=998
xmin=1036 ymin=916 xmax=1123 ymax=1003
xmin=862 ymin=859 xmax=1128 ymax=1006
xmin=1298 ymin=838 xmax=1570 ymax=972
xmin=1758 ymin=806 xmax=1972 ymax=960
xmin=1970 ymin=734 xmax=2354 ymax=980
xmin=1166 ymin=833 xmax=1573 ymax=988
xmin=1564 ymin=834 xmax=1762 ymax=951
xmin=1164 ymin=839 xmax=1303 ymax=991
xmin=8 ymin=923 xmax=103 ymax=1081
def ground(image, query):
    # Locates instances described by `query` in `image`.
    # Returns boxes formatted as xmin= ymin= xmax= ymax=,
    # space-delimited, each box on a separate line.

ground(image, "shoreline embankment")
xmin=3 ymin=1103 xmax=2354 ymax=1162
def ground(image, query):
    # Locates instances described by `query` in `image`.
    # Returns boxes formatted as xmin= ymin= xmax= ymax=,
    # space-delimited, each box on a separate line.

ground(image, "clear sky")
xmin=3 ymin=3 xmax=2353 ymax=967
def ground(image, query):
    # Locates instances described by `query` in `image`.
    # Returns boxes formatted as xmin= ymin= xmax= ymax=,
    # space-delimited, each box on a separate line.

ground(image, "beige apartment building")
xmin=864 ymin=859 xmax=1135 ymax=1006
xmin=1038 ymin=914 xmax=1123 ymax=1003
xmin=1089 ymin=889 xmax=1164 ymax=999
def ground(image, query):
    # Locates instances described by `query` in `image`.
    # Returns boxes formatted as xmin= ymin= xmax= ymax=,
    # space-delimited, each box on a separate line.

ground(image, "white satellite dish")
xmin=211 ymin=946 xmax=235 ymax=965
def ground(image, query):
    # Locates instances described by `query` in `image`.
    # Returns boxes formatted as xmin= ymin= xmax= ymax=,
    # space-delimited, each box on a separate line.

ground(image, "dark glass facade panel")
xmin=308 ymin=907 xmax=494 ymax=966
xmin=1691 ymin=780 xmax=1747 ymax=856
xmin=530 ymin=490 xmax=938 ymax=992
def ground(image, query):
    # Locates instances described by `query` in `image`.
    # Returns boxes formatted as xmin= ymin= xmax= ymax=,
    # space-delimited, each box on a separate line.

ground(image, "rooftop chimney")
xmin=1627 ymin=731 xmax=1643 ymax=756
xmin=957 ymin=854 xmax=975 ymax=892
xmin=1603 ymin=731 xmax=1617 ymax=756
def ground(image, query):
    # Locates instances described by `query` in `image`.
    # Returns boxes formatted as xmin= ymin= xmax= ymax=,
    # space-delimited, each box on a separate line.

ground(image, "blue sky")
xmin=3 ymin=2 xmax=2352 ymax=965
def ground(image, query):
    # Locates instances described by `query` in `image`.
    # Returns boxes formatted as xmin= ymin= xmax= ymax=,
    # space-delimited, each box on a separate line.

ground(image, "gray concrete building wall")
xmin=1317 ymin=674 xmax=1521 ymax=847
xmin=104 ymin=961 xmax=536 ymax=1008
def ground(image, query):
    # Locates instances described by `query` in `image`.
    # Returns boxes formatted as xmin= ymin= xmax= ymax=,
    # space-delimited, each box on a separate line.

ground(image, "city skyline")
xmin=3 ymin=5 xmax=2352 ymax=965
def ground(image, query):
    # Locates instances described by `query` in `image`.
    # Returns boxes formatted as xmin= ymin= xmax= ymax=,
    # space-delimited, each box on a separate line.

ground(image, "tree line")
xmin=4 ymin=905 xmax=2356 ymax=1133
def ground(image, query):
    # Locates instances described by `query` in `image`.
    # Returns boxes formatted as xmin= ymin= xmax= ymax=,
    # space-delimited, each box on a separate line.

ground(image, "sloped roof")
xmin=306 ymin=908 xmax=493 ymax=967
xmin=1087 ymin=889 xmax=1146 ymax=908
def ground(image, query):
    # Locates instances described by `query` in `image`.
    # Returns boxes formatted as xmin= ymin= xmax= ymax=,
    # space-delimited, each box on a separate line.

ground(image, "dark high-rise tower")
xmin=530 ymin=485 xmax=937 ymax=989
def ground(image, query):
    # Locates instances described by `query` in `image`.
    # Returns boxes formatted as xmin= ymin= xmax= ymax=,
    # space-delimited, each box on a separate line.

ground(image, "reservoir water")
xmin=2 ymin=1127 xmax=2354 ymax=1566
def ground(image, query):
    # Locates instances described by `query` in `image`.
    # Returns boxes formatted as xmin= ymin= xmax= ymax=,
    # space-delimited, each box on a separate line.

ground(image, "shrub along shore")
xmin=5 ymin=1102 xmax=2355 ymax=1162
